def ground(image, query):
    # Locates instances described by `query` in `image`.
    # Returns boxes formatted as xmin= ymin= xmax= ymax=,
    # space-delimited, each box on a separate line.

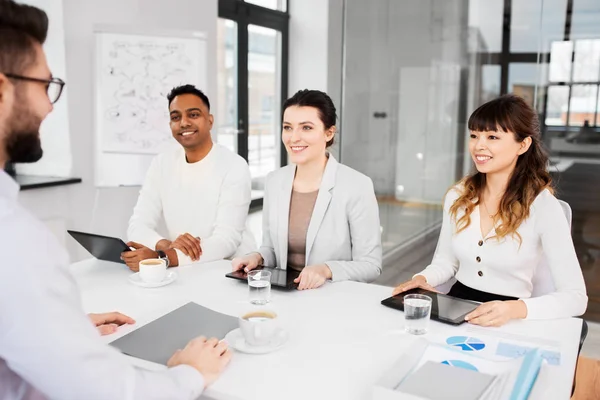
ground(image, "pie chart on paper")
xmin=441 ymin=359 xmax=479 ymax=372
xmin=446 ymin=336 xmax=486 ymax=351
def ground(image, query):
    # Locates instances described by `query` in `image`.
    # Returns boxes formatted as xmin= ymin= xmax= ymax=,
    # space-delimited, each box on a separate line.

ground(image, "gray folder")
xmin=397 ymin=361 xmax=496 ymax=400
xmin=110 ymin=302 xmax=238 ymax=365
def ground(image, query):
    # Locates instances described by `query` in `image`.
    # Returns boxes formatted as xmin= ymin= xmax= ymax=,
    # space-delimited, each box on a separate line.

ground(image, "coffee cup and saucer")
xmin=224 ymin=310 xmax=289 ymax=355
xmin=129 ymin=258 xmax=178 ymax=288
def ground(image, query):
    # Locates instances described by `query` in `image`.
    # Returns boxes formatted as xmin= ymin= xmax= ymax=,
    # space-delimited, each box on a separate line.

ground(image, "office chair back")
xmin=531 ymin=199 xmax=572 ymax=297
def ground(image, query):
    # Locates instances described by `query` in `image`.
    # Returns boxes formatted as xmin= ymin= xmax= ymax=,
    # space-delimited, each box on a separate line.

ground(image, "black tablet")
xmin=68 ymin=230 xmax=130 ymax=264
xmin=225 ymin=266 xmax=300 ymax=290
xmin=381 ymin=288 xmax=481 ymax=325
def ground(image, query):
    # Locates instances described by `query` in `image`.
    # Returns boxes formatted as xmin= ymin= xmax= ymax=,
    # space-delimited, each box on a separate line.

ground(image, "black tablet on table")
xmin=68 ymin=230 xmax=130 ymax=264
xmin=381 ymin=288 xmax=481 ymax=325
xmin=225 ymin=266 xmax=300 ymax=290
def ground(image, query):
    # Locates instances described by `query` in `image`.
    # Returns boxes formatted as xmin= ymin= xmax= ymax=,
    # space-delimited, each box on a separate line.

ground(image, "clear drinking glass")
xmin=248 ymin=270 xmax=272 ymax=305
xmin=404 ymin=294 xmax=432 ymax=335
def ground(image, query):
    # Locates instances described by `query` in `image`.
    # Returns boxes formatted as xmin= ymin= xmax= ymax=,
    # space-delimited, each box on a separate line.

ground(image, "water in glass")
xmin=248 ymin=270 xmax=271 ymax=305
xmin=404 ymin=294 xmax=432 ymax=335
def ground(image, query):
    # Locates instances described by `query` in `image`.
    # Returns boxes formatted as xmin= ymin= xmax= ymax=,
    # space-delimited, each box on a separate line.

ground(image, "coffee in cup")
xmin=239 ymin=310 xmax=278 ymax=346
xmin=138 ymin=258 xmax=167 ymax=283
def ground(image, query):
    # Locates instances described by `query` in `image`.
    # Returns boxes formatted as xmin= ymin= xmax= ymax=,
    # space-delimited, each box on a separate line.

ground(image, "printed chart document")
xmin=374 ymin=338 xmax=545 ymax=400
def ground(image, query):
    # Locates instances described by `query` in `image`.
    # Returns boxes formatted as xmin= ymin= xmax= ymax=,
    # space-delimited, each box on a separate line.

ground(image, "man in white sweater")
xmin=122 ymin=85 xmax=254 ymax=270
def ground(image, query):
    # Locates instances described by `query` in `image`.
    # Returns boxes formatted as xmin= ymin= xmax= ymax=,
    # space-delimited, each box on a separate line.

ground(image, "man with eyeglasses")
xmin=0 ymin=1 xmax=231 ymax=399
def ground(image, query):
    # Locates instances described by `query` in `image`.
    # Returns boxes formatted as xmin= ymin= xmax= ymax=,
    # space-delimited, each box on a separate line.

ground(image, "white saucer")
xmin=224 ymin=328 xmax=289 ymax=355
xmin=129 ymin=271 xmax=177 ymax=288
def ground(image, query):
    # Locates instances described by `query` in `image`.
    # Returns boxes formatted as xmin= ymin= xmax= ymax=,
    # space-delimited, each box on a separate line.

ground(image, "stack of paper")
xmin=374 ymin=339 xmax=544 ymax=400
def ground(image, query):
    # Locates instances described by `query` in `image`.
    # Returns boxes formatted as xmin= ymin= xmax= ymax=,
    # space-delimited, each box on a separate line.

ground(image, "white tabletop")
xmin=70 ymin=259 xmax=581 ymax=400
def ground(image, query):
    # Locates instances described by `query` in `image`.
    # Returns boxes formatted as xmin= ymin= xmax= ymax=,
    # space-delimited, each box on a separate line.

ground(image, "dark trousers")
xmin=447 ymin=280 xmax=518 ymax=303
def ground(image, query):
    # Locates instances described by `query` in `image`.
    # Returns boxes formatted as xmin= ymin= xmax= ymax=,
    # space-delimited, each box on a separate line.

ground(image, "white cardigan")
xmin=418 ymin=187 xmax=588 ymax=320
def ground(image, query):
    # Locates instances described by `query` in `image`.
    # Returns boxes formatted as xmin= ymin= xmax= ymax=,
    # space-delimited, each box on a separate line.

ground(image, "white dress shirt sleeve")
xmin=520 ymin=193 xmax=588 ymax=319
xmin=416 ymin=189 xmax=461 ymax=287
xmin=325 ymin=177 xmax=382 ymax=283
xmin=127 ymin=156 xmax=165 ymax=250
xmin=191 ymin=159 xmax=251 ymax=264
xmin=0 ymin=254 xmax=204 ymax=400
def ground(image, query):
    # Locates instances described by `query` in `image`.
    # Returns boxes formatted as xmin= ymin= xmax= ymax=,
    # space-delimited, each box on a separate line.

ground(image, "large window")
xmin=469 ymin=0 xmax=600 ymax=136
xmin=244 ymin=0 xmax=286 ymax=11
xmin=217 ymin=0 xmax=289 ymax=203
xmin=341 ymin=0 xmax=600 ymax=322
xmin=546 ymin=39 xmax=600 ymax=127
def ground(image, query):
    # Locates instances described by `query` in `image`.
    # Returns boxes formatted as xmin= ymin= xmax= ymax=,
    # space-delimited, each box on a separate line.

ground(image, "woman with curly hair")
xmin=392 ymin=94 xmax=587 ymax=326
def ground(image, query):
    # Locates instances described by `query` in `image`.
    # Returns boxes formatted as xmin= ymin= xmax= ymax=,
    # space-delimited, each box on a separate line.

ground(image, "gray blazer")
xmin=258 ymin=155 xmax=382 ymax=282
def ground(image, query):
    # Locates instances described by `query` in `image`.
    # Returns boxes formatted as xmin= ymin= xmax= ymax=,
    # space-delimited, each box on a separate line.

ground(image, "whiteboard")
xmin=94 ymin=28 xmax=207 ymax=187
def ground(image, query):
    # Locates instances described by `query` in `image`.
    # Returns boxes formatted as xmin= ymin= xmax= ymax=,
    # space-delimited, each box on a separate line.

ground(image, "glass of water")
xmin=404 ymin=294 xmax=432 ymax=335
xmin=248 ymin=270 xmax=271 ymax=305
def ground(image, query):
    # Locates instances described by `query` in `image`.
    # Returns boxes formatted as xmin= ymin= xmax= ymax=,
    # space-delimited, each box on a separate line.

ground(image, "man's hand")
xmin=120 ymin=242 xmax=158 ymax=272
xmin=167 ymin=336 xmax=232 ymax=388
xmin=169 ymin=233 xmax=202 ymax=262
xmin=155 ymin=239 xmax=172 ymax=252
xmin=89 ymin=312 xmax=135 ymax=335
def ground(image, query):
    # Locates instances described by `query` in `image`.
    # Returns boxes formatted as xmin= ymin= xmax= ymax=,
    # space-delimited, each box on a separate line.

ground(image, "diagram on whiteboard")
xmin=96 ymin=32 xmax=206 ymax=154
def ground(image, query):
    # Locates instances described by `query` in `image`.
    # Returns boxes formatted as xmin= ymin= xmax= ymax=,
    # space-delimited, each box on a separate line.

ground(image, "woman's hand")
xmin=465 ymin=300 xmax=527 ymax=327
xmin=294 ymin=264 xmax=332 ymax=290
xmin=231 ymin=253 xmax=263 ymax=273
xmin=392 ymin=275 xmax=438 ymax=296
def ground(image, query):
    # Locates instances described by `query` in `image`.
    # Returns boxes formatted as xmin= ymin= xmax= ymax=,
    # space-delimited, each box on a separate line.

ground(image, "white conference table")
xmin=70 ymin=259 xmax=582 ymax=400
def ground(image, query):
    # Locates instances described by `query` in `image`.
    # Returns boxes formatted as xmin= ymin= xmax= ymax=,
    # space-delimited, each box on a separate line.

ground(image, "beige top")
xmin=287 ymin=190 xmax=319 ymax=272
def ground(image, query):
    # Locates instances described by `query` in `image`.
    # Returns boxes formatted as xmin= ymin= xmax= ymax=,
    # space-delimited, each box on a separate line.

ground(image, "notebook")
xmin=397 ymin=361 xmax=496 ymax=400
xmin=110 ymin=302 xmax=238 ymax=365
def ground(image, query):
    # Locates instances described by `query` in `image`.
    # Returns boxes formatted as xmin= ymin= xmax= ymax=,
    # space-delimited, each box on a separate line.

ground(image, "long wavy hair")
xmin=449 ymin=94 xmax=553 ymax=243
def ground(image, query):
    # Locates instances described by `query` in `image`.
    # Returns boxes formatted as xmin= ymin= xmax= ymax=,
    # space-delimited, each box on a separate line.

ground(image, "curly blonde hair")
xmin=450 ymin=95 xmax=553 ymax=243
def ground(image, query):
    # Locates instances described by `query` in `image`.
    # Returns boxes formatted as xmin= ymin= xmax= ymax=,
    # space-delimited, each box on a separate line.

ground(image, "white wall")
xmin=288 ymin=0 xmax=343 ymax=158
xmin=16 ymin=0 xmax=72 ymax=177
xmin=19 ymin=0 xmax=218 ymax=261
xmin=288 ymin=0 xmax=328 ymax=93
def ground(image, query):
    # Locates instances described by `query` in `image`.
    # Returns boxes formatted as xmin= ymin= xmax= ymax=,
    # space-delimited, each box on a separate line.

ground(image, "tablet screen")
xmin=381 ymin=288 xmax=480 ymax=324
xmin=67 ymin=230 xmax=129 ymax=264
xmin=226 ymin=267 xmax=299 ymax=288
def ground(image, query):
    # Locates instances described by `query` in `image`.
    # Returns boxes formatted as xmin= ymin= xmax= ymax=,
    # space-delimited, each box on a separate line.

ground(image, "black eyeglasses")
xmin=3 ymin=73 xmax=66 ymax=104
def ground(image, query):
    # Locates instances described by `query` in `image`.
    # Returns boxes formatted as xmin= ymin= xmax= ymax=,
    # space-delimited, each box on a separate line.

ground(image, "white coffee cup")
xmin=239 ymin=310 xmax=278 ymax=346
xmin=138 ymin=258 xmax=167 ymax=283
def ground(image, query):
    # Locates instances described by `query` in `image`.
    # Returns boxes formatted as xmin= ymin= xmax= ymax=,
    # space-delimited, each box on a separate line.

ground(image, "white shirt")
xmin=128 ymin=143 xmax=254 ymax=266
xmin=0 ymin=171 xmax=205 ymax=400
xmin=418 ymin=186 xmax=588 ymax=320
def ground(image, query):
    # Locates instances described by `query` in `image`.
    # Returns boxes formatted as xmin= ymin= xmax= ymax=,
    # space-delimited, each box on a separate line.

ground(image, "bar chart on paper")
xmin=496 ymin=342 xmax=561 ymax=365
xmin=446 ymin=336 xmax=487 ymax=351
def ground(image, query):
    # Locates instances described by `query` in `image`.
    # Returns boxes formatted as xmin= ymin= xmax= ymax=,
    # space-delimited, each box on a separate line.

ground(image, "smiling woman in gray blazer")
xmin=232 ymin=90 xmax=382 ymax=290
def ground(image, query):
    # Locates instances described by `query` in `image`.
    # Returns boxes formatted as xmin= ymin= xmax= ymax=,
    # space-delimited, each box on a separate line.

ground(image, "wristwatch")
xmin=157 ymin=250 xmax=170 ymax=267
